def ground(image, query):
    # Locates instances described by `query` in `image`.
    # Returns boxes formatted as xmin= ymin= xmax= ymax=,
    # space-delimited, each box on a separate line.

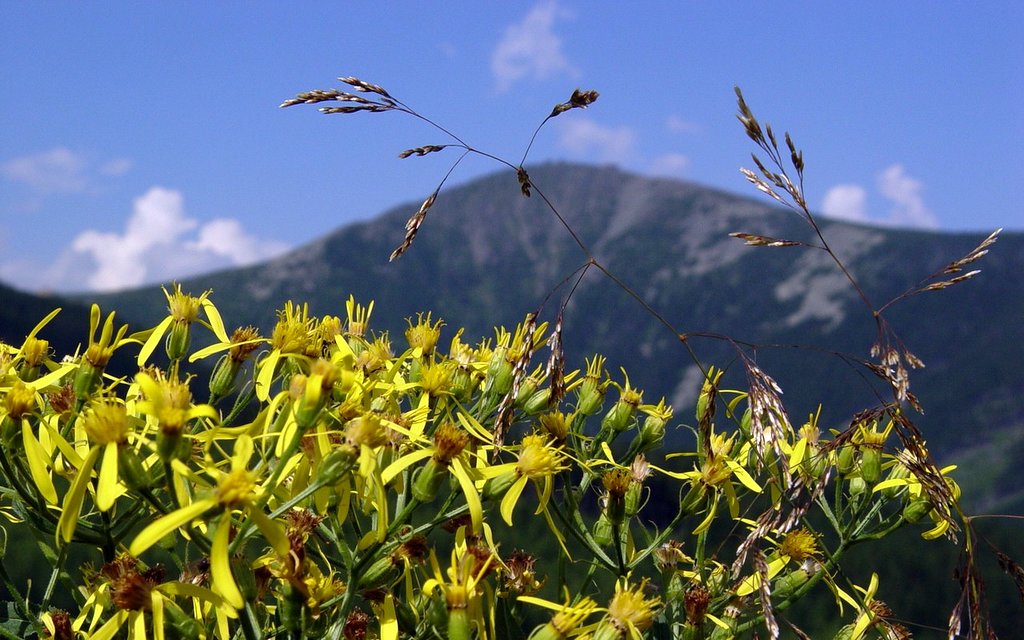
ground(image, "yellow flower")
xmin=405 ymin=311 xmax=444 ymax=356
xmin=74 ymin=553 xmax=232 ymax=640
xmin=518 ymin=594 xmax=600 ymax=640
xmin=138 ymin=284 xmax=227 ymax=366
xmin=129 ymin=435 xmax=289 ymax=610
xmin=422 ymin=546 xmax=495 ymax=640
xmin=593 ymin=578 xmax=661 ymax=640
xmin=57 ymin=400 xmax=143 ymax=542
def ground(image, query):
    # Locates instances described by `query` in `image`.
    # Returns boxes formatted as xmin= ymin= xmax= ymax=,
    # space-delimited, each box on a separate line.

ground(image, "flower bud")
xmin=165 ymin=320 xmax=192 ymax=362
xmin=118 ymin=447 xmax=152 ymax=491
xmin=208 ymin=354 xmax=242 ymax=400
xmin=773 ymin=567 xmax=811 ymax=600
xmin=318 ymin=448 xmax=357 ymax=485
xmin=836 ymin=444 xmax=857 ymax=475
xmin=902 ymin=497 xmax=931 ymax=523
xmin=860 ymin=447 xmax=882 ymax=485
xmin=482 ymin=471 xmax=517 ymax=502
xmin=882 ymin=462 xmax=911 ymax=499
xmin=483 ymin=347 xmax=513 ymax=397
xmin=592 ymin=511 xmax=614 ymax=547
xmin=412 ymin=459 xmax=448 ymax=503
xmin=73 ymin=361 xmax=104 ymax=401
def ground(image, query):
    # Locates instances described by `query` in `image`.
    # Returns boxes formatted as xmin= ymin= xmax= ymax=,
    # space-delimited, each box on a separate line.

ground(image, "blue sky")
xmin=2 ymin=2 xmax=1021 ymax=293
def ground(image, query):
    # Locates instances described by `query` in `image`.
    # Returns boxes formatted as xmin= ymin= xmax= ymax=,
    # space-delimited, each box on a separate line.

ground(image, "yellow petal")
xmin=256 ymin=350 xmax=282 ymax=402
xmin=788 ymin=436 xmax=807 ymax=469
xmin=58 ymin=445 xmax=101 ymax=544
xmin=22 ymin=421 xmax=57 ymax=505
xmin=137 ymin=316 xmax=174 ymax=367
xmin=382 ymin=448 xmax=433 ymax=485
xmin=247 ymin=507 xmax=289 ymax=557
xmin=726 ymin=460 xmax=762 ymax=492
xmin=381 ymin=594 xmax=399 ymax=640
xmin=201 ymin=298 xmax=230 ymax=343
xmin=500 ymin=475 xmax=529 ymax=526
xmin=211 ymin=512 xmax=244 ymax=609
xmin=152 ymin=592 xmax=165 ymax=640
xmin=96 ymin=442 xmax=121 ymax=512
xmin=451 ymin=458 xmax=483 ymax=533
xmin=89 ymin=611 xmax=129 ymax=640
xmin=129 ymin=499 xmax=215 ymax=556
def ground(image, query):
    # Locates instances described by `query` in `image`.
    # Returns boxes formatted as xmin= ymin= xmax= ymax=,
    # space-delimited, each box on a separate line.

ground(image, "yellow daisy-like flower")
xmin=129 ymin=435 xmax=289 ymax=610
xmin=593 ymin=578 xmax=661 ymax=640
xmin=518 ymin=594 xmax=600 ymax=640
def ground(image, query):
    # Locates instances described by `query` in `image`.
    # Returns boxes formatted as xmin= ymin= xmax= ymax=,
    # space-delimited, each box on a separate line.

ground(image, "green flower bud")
xmin=882 ymin=463 xmax=911 ymax=499
xmin=592 ymin=511 xmax=614 ymax=547
xmin=773 ymin=567 xmax=811 ymax=601
xmin=73 ymin=361 xmax=104 ymax=401
xmin=836 ymin=444 xmax=857 ymax=475
xmin=848 ymin=476 xmax=867 ymax=497
xmin=165 ymin=320 xmax=192 ymax=362
xmin=449 ymin=366 xmax=477 ymax=403
xmin=637 ymin=413 xmax=667 ymax=451
xmin=903 ymin=497 xmax=932 ymax=523
xmin=625 ymin=481 xmax=643 ymax=517
xmin=208 ymin=354 xmax=242 ymax=400
xmin=483 ymin=347 xmax=513 ymax=397
xmin=575 ymin=377 xmax=606 ymax=416
xmin=318 ymin=448 xmax=357 ymax=486
xmin=360 ymin=555 xmax=401 ymax=590
xmin=860 ymin=447 xmax=882 ymax=485
xmin=117 ymin=447 xmax=151 ymax=491
xmin=601 ymin=400 xmax=636 ymax=433
xmin=412 ymin=459 xmax=448 ymax=503
xmin=482 ymin=471 xmax=517 ymax=502
xmin=521 ymin=388 xmax=553 ymax=416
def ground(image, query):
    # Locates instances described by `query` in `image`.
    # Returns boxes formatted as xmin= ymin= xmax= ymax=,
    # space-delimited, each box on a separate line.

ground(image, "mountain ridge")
xmin=5 ymin=162 xmax=1022 ymax=509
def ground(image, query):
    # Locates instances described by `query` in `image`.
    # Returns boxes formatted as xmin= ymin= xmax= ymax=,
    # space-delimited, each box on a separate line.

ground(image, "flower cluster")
xmin=0 ymin=290 xmax=960 ymax=640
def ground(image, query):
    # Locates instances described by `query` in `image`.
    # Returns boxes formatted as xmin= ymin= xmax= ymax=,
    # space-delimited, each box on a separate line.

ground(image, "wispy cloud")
xmin=1 ymin=148 xmax=134 ymax=210
xmin=665 ymin=115 xmax=700 ymax=134
xmin=648 ymin=153 xmax=691 ymax=178
xmin=556 ymin=118 xmax=636 ymax=163
xmin=821 ymin=164 xmax=938 ymax=229
xmin=62 ymin=187 xmax=289 ymax=292
xmin=491 ymin=1 xmax=576 ymax=92
xmin=1 ymin=147 xmax=90 ymax=194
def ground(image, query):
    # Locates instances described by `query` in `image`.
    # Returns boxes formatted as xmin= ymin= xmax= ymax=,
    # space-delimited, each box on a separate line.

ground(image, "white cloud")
xmin=648 ymin=153 xmax=691 ymax=178
xmin=67 ymin=187 xmax=289 ymax=292
xmin=666 ymin=115 xmax=700 ymax=134
xmin=491 ymin=1 xmax=576 ymax=92
xmin=877 ymin=163 xmax=939 ymax=229
xmin=1 ymin=147 xmax=89 ymax=193
xmin=821 ymin=184 xmax=868 ymax=222
xmin=820 ymin=165 xmax=938 ymax=229
xmin=557 ymin=118 xmax=636 ymax=163
xmin=189 ymin=218 xmax=288 ymax=266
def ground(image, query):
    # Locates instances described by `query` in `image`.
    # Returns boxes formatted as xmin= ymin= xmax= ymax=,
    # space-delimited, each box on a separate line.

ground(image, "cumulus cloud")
xmin=821 ymin=184 xmax=868 ymax=222
xmin=877 ymin=164 xmax=939 ymax=229
xmin=1 ymin=147 xmax=89 ymax=193
xmin=492 ymin=1 xmax=576 ymax=92
xmin=69 ymin=187 xmax=289 ymax=292
xmin=648 ymin=153 xmax=691 ymax=178
xmin=821 ymin=164 xmax=938 ymax=229
xmin=557 ymin=118 xmax=637 ymax=163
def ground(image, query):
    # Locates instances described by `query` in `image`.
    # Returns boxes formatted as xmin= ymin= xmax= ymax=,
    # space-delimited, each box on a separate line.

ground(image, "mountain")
xmin=11 ymin=163 xmax=1024 ymax=509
